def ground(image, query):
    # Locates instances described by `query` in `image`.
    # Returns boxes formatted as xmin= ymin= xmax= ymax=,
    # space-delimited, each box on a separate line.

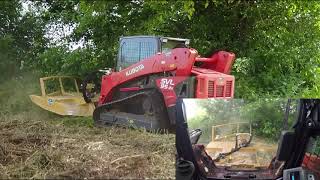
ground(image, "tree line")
xmin=1 ymin=0 xmax=320 ymax=99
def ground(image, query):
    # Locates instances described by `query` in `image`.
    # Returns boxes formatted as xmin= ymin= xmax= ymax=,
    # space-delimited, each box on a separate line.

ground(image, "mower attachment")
xmin=206 ymin=122 xmax=277 ymax=168
xmin=29 ymin=76 xmax=95 ymax=117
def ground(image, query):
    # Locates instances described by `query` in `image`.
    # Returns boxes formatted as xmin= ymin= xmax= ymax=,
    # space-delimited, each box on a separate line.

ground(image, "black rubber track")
xmin=93 ymin=89 xmax=173 ymax=132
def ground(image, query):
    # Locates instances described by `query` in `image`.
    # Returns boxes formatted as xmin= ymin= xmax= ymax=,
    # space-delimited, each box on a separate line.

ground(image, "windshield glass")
xmin=118 ymin=37 xmax=158 ymax=69
xmin=161 ymin=40 xmax=187 ymax=54
xmin=184 ymin=98 xmax=298 ymax=168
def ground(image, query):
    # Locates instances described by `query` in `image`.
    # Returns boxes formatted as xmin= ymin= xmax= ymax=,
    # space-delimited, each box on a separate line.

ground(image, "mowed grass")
xmin=0 ymin=75 xmax=175 ymax=179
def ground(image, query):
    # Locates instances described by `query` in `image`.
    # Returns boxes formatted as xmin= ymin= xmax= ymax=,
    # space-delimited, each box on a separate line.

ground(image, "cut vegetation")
xmin=0 ymin=76 xmax=175 ymax=179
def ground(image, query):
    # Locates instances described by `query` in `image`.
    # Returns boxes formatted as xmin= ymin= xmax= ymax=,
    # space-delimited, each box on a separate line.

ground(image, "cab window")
xmin=119 ymin=37 xmax=158 ymax=69
xmin=161 ymin=40 xmax=187 ymax=54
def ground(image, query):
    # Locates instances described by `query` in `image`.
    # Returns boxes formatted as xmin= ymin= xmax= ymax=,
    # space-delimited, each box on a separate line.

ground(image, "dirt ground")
xmin=0 ymin=112 xmax=175 ymax=179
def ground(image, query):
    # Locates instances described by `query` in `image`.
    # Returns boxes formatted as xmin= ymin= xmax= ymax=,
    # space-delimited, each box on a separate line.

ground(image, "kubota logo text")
xmin=125 ymin=64 xmax=144 ymax=76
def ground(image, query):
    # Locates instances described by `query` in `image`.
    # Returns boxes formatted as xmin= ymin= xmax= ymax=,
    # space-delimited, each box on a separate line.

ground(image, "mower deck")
xmin=205 ymin=122 xmax=277 ymax=168
xmin=30 ymin=76 xmax=96 ymax=117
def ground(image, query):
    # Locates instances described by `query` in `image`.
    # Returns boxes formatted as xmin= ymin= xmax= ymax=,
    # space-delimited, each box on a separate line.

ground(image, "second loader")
xmin=84 ymin=36 xmax=237 ymax=132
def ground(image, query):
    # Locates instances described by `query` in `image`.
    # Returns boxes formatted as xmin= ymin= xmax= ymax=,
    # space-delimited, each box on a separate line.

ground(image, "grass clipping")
xmin=0 ymin=112 xmax=175 ymax=179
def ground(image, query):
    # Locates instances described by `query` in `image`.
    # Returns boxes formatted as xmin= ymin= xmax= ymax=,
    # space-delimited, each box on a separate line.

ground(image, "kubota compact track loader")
xmin=83 ymin=36 xmax=236 ymax=131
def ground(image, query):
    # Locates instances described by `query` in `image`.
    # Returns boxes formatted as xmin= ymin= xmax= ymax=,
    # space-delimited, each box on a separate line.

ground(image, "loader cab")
xmin=116 ymin=36 xmax=190 ymax=71
xmin=176 ymin=98 xmax=320 ymax=180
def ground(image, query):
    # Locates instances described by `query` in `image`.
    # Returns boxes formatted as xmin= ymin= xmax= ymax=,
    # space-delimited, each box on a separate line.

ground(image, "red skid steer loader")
xmin=83 ymin=36 xmax=236 ymax=131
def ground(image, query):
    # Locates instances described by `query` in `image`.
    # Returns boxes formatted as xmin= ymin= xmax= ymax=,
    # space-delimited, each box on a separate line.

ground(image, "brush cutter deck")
xmin=29 ymin=76 xmax=96 ymax=116
xmin=206 ymin=122 xmax=277 ymax=168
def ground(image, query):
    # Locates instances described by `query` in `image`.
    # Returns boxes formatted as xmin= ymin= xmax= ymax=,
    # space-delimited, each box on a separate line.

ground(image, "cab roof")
xmin=120 ymin=35 xmax=190 ymax=45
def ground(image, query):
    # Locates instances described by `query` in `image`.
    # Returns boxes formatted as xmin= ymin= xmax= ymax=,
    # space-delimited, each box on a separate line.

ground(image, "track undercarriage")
xmin=93 ymin=89 xmax=174 ymax=132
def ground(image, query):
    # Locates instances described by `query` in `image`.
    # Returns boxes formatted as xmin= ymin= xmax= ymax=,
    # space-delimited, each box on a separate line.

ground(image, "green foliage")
xmin=0 ymin=0 xmax=21 ymax=81
xmin=37 ymin=46 xmax=103 ymax=76
xmin=0 ymin=73 xmax=43 ymax=114
xmin=188 ymin=99 xmax=298 ymax=141
xmin=0 ymin=0 xmax=46 ymax=82
xmin=2 ymin=0 xmax=320 ymax=99
xmin=188 ymin=99 xmax=250 ymax=143
xmin=27 ymin=0 xmax=320 ymax=99
xmin=233 ymin=1 xmax=320 ymax=98
xmin=312 ymin=138 xmax=320 ymax=155
xmin=170 ymin=0 xmax=320 ymax=98
xmin=241 ymin=99 xmax=297 ymax=140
